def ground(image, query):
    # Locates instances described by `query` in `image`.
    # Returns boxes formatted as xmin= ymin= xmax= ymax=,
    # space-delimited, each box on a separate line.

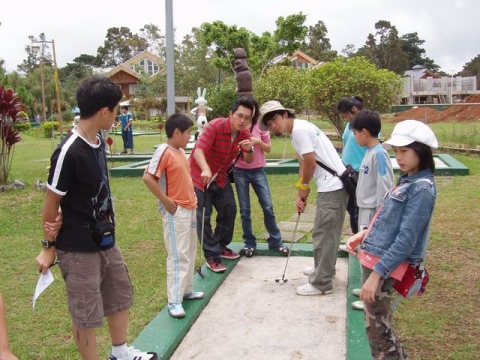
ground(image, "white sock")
xmin=111 ymin=342 xmax=128 ymax=358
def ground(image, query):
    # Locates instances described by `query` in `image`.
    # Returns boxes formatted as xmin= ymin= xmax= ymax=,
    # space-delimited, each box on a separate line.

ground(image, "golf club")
xmin=275 ymin=212 xmax=301 ymax=285
xmin=196 ymin=173 xmax=218 ymax=278
xmin=196 ymin=184 xmax=207 ymax=278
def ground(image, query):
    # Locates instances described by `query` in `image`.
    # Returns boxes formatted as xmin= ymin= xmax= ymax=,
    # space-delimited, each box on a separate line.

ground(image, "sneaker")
xmin=352 ymin=300 xmax=365 ymax=310
xmin=352 ymin=288 xmax=361 ymax=297
xmin=183 ymin=291 xmax=204 ymax=300
xmin=303 ymin=266 xmax=335 ymax=278
xmin=303 ymin=266 xmax=315 ymax=276
xmin=206 ymin=258 xmax=226 ymax=273
xmin=220 ymin=248 xmax=240 ymax=260
xmin=168 ymin=303 xmax=185 ymax=318
xmin=339 ymin=244 xmax=348 ymax=252
xmin=130 ymin=151 xmax=135 ymax=155
xmin=109 ymin=346 xmax=158 ymax=360
xmin=296 ymin=283 xmax=333 ymax=296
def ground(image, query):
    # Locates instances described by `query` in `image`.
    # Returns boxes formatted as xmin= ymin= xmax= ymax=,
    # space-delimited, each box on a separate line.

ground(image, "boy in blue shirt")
xmin=119 ymin=105 xmax=134 ymax=154
xmin=349 ymin=110 xmax=394 ymax=310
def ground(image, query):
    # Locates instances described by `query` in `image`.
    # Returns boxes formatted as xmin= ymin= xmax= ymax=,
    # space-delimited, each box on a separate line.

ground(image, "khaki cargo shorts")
xmin=57 ymin=244 xmax=133 ymax=328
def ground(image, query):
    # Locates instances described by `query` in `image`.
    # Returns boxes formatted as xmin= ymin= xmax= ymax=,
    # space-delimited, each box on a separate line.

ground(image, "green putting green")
xmin=110 ymin=154 xmax=469 ymax=177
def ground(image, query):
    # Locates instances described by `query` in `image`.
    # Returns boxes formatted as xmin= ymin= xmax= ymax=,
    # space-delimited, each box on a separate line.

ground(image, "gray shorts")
xmin=57 ymin=244 xmax=133 ymax=328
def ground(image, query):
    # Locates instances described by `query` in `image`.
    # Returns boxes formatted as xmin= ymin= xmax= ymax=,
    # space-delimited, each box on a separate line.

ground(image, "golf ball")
xmin=279 ymin=280 xmax=284 ymax=285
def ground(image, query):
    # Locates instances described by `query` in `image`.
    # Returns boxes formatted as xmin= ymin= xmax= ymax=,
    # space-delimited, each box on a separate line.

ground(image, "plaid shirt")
xmin=189 ymin=117 xmax=250 ymax=189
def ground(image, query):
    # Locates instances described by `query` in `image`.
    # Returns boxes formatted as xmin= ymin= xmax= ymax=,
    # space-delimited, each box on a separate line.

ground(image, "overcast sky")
xmin=1 ymin=0 xmax=478 ymax=73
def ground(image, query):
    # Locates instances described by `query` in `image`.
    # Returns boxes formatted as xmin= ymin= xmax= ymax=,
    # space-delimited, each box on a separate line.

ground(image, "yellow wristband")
xmin=296 ymin=177 xmax=310 ymax=191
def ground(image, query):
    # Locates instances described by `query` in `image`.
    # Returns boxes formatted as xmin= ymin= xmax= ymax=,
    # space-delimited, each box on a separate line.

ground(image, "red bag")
xmin=393 ymin=265 xmax=429 ymax=298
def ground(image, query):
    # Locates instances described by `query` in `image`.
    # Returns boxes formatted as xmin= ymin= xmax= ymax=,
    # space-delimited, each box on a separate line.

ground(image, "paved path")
xmin=170 ymin=256 xmax=348 ymax=360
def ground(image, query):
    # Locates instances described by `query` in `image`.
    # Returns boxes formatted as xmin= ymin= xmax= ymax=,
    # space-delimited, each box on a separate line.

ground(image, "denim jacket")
xmin=360 ymin=169 xmax=436 ymax=279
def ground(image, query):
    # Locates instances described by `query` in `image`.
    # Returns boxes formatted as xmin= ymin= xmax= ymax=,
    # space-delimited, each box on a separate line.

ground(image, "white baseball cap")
xmin=383 ymin=120 xmax=438 ymax=149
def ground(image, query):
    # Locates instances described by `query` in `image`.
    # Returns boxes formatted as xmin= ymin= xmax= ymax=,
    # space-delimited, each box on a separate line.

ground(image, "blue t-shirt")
xmin=120 ymin=112 xmax=133 ymax=131
xmin=342 ymin=123 xmax=366 ymax=171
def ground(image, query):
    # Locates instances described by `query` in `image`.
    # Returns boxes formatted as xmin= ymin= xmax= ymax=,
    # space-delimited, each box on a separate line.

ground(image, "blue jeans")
xmin=195 ymin=181 xmax=236 ymax=261
xmin=122 ymin=129 xmax=134 ymax=150
xmin=233 ymin=167 xmax=282 ymax=249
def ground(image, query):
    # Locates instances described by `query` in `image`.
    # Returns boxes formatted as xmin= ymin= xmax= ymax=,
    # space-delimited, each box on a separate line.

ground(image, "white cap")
xmin=258 ymin=100 xmax=294 ymax=131
xmin=383 ymin=120 xmax=438 ymax=150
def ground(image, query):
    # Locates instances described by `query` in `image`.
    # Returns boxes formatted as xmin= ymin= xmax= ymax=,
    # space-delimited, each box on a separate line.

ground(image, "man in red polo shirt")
xmin=190 ymin=98 xmax=256 ymax=272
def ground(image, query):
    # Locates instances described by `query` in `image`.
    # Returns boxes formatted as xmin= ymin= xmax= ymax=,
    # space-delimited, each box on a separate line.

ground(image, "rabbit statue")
xmin=190 ymin=87 xmax=212 ymax=138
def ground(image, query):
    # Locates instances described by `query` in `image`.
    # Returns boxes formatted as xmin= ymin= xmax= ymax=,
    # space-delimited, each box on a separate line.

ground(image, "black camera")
xmin=94 ymin=220 xmax=114 ymax=247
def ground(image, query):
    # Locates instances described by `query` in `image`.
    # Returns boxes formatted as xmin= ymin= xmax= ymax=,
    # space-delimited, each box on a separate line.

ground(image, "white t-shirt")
xmin=291 ymin=119 xmax=345 ymax=192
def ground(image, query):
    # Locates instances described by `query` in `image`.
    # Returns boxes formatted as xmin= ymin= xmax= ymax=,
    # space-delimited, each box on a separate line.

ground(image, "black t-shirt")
xmin=47 ymin=129 xmax=115 ymax=252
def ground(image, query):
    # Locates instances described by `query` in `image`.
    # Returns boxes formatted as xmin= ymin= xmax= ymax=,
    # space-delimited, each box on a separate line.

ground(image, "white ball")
xmin=279 ymin=280 xmax=284 ymax=285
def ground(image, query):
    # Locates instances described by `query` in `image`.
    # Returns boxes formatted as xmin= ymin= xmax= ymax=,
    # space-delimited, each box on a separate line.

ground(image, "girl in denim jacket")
xmin=346 ymin=120 xmax=438 ymax=359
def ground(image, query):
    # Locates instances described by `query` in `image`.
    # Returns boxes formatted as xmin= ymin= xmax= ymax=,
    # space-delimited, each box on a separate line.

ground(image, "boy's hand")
xmin=44 ymin=211 xmax=63 ymax=238
xmin=36 ymin=249 xmax=56 ymax=274
xmin=164 ymin=198 xmax=178 ymax=215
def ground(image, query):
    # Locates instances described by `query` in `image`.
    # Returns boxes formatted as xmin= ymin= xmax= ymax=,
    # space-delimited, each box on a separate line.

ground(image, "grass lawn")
xmin=0 ymin=125 xmax=478 ymax=359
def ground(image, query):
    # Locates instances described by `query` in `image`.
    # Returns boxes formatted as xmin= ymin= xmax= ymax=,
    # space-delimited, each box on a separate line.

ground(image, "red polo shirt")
xmin=190 ymin=117 xmax=251 ymax=189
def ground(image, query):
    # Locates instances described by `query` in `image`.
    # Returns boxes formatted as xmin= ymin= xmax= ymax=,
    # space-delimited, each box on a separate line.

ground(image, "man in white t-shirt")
xmin=259 ymin=101 xmax=348 ymax=296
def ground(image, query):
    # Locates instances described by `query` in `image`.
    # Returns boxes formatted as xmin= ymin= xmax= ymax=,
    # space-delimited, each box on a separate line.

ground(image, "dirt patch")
xmin=394 ymin=94 xmax=480 ymax=123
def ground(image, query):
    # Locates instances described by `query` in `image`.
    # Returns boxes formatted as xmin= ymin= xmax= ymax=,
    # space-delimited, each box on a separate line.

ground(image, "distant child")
xmin=143 ymin=114 xmax=203 ymax=318
xmin=119 ymin=105 xmax=134 ymax=154
xmin=36 ymin=77 xmax=157 ymax=360
xmin=346 ymin=119 xmax=438 ymax=359
xmin=337 ymin=96 xmax=365 ymax=234
xmin=348 ymin=110 xmax=394 ymax=311
xmin=351 ymin=110 xmax=394 ymax=231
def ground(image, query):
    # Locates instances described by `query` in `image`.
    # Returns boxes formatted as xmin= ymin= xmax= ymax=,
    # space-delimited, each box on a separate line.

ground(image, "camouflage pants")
xmin=362 ymin=267 xmax=409 ymax=360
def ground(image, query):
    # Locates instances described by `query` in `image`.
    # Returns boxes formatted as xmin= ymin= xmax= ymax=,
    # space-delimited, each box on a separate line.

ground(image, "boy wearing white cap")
xmin=259 ymin=100 xmax=348 ymax=296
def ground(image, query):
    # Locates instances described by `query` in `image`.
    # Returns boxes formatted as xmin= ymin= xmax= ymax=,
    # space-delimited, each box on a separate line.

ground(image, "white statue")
xmin=190 ymin=87 xmax=212 ymax=137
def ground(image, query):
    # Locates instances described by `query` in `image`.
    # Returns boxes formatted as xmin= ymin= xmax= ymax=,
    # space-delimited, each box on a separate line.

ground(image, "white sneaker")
xmin=296 ymin=283 xmax=333 ymax=296
xmin=168 ymin=303 xmax=186 ymax=318
xmin=183 ymin=291 xmax=204 ymax=300
xmin=109 ymin=346 xmax=158 ymax=360
xmin=339 ymin=244 xmax=348 ymax=252
xmin=352 ymin=300 xmax=365 ymax=310
xmin=303 ymin=266 xmax=315 ymax=276
xmin=352 ymin=288 xmax=361 ymax=297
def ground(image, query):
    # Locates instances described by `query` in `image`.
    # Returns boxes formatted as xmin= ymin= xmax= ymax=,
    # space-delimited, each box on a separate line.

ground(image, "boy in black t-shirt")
xmin=36 ymin=77 xmax=157 ymax=360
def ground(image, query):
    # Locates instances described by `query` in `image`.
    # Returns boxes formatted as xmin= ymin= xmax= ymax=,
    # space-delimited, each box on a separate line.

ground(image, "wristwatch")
xmin=41 ymin=240 xmax=57 ymax=249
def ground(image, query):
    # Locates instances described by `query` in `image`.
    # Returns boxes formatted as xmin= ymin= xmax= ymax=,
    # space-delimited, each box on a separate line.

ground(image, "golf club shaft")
xmin=280 ymin=212 xmax=301 ymax=279
xmin=197 ymin=185 xmax=208 ymax=276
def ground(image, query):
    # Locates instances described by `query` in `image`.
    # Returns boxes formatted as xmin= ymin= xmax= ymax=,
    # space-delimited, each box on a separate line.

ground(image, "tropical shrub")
xmin=0 ymin=85 xmax=23 ymax=185
xmin=42 ymin=121 xmax=59 ymax=138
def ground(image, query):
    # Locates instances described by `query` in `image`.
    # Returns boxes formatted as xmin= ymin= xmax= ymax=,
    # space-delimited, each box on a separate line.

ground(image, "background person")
xmin=346 ymin=120 xmax=438 ymax=360
xmin=349 ymin=110 xmax=394 ymax=311
xmin=189 ymin=98 xmax=255 ymax=273
xmin=143 ymin=114 xmax=204 ymax=319
xmin=336 ymin=96 xmax=365 ymax=234
xmin=234 ymin=121 xmax=289 ymax=258
xmin=119 ymin=105 xmax=134 ymax=154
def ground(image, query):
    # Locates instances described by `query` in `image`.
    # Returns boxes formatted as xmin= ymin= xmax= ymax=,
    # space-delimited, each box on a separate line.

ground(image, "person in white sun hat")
xmin=259 ymin=100 xmax=349 ymax=296
xmin=345 ymin=119 xmax=438 ymax=359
